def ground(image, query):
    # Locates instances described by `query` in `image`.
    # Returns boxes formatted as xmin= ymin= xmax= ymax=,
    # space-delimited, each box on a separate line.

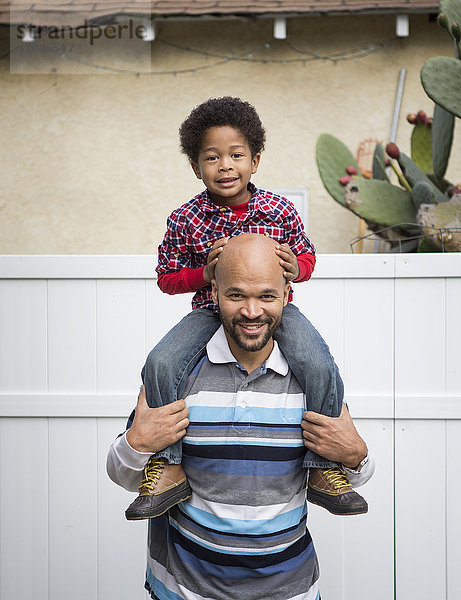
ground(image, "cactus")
xmin=439 ymin=0 xmax=461 ymax=55
xmin=315 ymin=0 xmax=460 ymax=253
xmin=410 ymin=121 xmax=433 ymax=174
xmin=421 ymin=57 xmax=461 ymax=119
xmin=372 ymin=143 xmax=388 ymax=181
xmin=316 ymin=133 xmax=361 ymax=206
xmin=411 ymin=182 xmax=436 ymax=209
xmin=344 ymin=179 xmax=416 ymax=226
xmin=432 ymin=104 xmax=455 ymax=180
xmin=397 ymin=153 xmax=448 ymax=203
xmin=417 ymin=195 xmax=461 ymax=252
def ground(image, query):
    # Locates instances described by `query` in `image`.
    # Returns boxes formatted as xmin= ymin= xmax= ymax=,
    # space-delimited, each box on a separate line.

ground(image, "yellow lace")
xmin=323 ymin=468 xmax=352 ymax=491
xmin=139 ymin=458 xmax=166 ymax=493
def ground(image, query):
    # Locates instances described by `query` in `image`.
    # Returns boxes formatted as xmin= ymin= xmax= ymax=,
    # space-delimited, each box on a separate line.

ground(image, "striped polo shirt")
xmin=145 ymin=326 xmax=320 ymax=600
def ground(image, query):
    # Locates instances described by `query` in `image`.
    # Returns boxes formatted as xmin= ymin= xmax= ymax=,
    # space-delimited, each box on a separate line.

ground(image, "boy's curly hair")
xmin=179 ymin=97 xmax=266 ymax=163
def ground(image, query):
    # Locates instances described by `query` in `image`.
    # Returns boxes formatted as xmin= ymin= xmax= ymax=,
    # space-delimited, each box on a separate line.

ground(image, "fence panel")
xmin=0 ymin=254 xmax=460 ymax=600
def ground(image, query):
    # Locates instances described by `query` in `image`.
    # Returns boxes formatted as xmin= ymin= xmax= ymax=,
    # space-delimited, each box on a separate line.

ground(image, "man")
xmin=107 ymin=233 xmax=374 ymax=600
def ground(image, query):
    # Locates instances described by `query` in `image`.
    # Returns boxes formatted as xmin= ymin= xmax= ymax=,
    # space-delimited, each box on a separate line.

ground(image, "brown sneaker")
xmin=125 ymin=457 xmax=192 ymax=521
xmin=307 ymin=467 xmax=368 ymax=516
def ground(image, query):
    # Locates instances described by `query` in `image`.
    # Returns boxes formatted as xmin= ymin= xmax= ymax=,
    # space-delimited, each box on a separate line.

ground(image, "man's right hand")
xmin=125 ymin=385 xmax=190 ymax=454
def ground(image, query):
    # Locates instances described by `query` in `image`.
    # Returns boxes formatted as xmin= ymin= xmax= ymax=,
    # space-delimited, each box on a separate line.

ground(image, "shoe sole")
xmin=125 ymin=482 xmax=192 ymax=521
xmin=307 ymin=488 xmax=368 ymax=516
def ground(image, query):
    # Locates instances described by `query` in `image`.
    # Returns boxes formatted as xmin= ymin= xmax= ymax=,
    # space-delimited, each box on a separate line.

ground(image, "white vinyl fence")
xmin=1 ymin=253 xmax=460 ymax=600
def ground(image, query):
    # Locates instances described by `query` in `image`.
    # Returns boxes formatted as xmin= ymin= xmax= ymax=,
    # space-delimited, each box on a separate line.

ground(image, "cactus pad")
xmin=398 ymin=152 xmax=448 ymax=203
xmin=316 ymin=134 xmax=361 ymax=207
xmin=432 ymin=104 xmax=454 ymax=180
xmin=410 ymin=123 xmax=433 ymax=173
xmin=343 ymin=179 xmax=416 ymax=226
xmin=412 ymin=181 xmax=436 ymax=209
xmin=372 ymin=143 xmax=389 ymax=181
xmin=421 ymin=57 xmax=461 ymax=118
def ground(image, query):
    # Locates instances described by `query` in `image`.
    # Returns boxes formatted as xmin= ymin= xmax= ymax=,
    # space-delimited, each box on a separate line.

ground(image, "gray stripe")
xmin=163 ymin=547 xmax=319 ymax=600
xmin=172 ymin=508 xmax=308 ymax=551
xmin=186 ymin=465 xmax=308 ymax=506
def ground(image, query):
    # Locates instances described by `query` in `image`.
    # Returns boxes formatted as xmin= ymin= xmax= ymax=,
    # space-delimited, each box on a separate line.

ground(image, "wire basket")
xmin=350 ymin=223 xmax=461 ymax=253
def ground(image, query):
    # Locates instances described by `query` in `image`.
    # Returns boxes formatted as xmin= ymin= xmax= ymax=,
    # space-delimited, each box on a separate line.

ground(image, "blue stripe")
xmin=169 ymin=519 xmax=301 ymax=556
xmin=179 ymin=502 xmax=308 ymax=535
xmin=188 ymin=406 xmax=303 ymax=424
xmin=145 ymin=566 xmax=184 ymax=600
xmin=186 ymin=438 xmax=304 ymax=447
xmin=183 ymin=456 xmax=304 ymax=476
xmin=173 ymin=537 xmax=316 ymax=581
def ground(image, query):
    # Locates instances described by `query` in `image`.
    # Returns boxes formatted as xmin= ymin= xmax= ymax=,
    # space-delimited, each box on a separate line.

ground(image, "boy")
xmin=125 ymin=97 xmax=368 ymax=521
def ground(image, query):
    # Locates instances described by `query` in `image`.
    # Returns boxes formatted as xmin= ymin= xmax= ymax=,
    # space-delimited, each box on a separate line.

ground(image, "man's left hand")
xmin=301 ymin=403 xmax=368 ymax=469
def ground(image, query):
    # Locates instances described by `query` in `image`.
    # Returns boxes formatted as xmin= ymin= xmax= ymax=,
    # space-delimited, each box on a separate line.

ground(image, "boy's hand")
xmin=203 ymin=237 xmax=228 ymax=283
xmin=126 ymin=385 xmax=190 ymax=454
xmin=275 ymin=243 xmax=299 ymax=281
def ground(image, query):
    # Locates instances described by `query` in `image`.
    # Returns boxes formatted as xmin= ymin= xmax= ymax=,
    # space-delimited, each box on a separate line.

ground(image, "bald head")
xmin=211 ymin=234 xmax=290 ymax=366
xmin=214 ymin=233 xmax=285 ymax=286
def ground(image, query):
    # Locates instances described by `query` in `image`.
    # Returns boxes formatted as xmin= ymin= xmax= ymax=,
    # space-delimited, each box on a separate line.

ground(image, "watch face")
xmin=357 ymin=455 xmax=369 ymax=472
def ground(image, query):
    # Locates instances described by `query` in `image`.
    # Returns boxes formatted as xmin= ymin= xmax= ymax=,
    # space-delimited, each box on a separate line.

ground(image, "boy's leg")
xmin=274 ymin=303 xmax=342 ymax=469
xmin=274 ymin=303 xmax=367 ymax=515
xmin=125 ymin=308 xmax=221 ymax=521
xmin=141 ymin=308 xmax=221 ymax=464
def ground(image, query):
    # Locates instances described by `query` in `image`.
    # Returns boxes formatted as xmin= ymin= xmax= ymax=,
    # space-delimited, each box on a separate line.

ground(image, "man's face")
xmin=212 ymin=250 xmax=290 ymax=356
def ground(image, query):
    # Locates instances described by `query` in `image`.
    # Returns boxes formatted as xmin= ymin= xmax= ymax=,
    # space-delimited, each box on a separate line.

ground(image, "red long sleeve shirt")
xmin=157 ymin=185 xmax=316 ymax=309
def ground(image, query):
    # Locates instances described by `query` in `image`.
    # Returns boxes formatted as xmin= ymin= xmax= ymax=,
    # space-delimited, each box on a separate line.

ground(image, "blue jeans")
xmin=142 ymin=303 xmax=342 ymax=468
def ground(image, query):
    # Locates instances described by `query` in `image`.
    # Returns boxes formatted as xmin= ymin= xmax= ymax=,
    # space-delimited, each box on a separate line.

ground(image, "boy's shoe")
xmin=125 ymin=457 xmax=192 ymax=521
xmin=307 ymin=467 xmax=368 ymax=516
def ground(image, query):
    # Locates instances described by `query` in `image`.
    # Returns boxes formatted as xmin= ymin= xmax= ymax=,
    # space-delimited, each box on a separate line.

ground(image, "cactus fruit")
xmin=421 ymin=57 xmax=461 ymax=118
xmin=316 ymin=133 xmax=361 ymax=206
xmin=410 ymin=122 xmax=433 ymax=173
xmin=386 ymin=143 xmax=400 ymax=159
xmin=346 ymin=166 xmax=358 ymax=175
xmin=432 ymin=104 xmax=455 ymax=180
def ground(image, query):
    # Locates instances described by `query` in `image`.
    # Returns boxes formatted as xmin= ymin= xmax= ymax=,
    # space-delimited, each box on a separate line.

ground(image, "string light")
xmin=2 ymin=35 xmax=397 ymax=75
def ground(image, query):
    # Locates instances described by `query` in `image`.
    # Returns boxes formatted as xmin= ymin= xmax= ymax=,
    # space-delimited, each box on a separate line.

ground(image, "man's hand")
xmin=203 ymin=237 xmax=228 ymax=283
xmin=275 ymin=243 xmax=299 ymax=282
xmin=301 ymin=403 xmax=368 ymax=469
xmin=126 ymin=385 xmax=190 ymax=454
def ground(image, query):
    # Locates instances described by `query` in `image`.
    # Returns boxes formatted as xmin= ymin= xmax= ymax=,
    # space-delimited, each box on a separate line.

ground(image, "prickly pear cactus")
xmin=421 ymin=57 xmax=461 ymax=119
xmin=372 ymin=143 xmax=388 ymax=181
xmin=417 ymin=195 xmax=461 ymax=251
xmin=432 ymin=104 xmax=454 ymax=180
xmin=410 ymin=122 xmax=433 ymax=173
xmin=344 ymin=179 xmax=416 ymax=226
xmin=439 ymin=0 xmax=461 ymax=56
xmin=316 ymin=133 xmax=361 ymax=207
xmin=397 ymin=152 xmax=448 ymax=203
xmin=412 ymin=181 xmax=436 ymax=209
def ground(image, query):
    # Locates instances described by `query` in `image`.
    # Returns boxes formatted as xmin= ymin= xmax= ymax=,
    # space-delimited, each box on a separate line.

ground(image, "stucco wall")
xmin=1 ymin=13 xmax=458 ymax=254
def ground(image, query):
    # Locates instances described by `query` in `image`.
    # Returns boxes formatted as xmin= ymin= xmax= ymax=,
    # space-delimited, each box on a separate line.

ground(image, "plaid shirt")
xmin=156 ymin=183 xmax=315 ymax=310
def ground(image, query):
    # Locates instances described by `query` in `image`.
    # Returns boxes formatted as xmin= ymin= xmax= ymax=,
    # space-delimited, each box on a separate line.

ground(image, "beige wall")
xmin=1 ymin=13 xmax=459 ymax=254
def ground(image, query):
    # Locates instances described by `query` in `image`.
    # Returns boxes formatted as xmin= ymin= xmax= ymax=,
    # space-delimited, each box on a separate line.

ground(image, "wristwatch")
xmin=343 ymin=453 xmax=369 ymax=474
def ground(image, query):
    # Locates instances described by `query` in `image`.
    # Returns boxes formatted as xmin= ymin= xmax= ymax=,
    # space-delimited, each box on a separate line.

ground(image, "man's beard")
xmin=219 ymin=311 xmax=282 ymax=353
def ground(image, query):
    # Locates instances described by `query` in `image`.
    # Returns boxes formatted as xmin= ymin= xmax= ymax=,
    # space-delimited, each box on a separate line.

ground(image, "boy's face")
xmin=191 ymin=126 xmax=261 ymax=206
